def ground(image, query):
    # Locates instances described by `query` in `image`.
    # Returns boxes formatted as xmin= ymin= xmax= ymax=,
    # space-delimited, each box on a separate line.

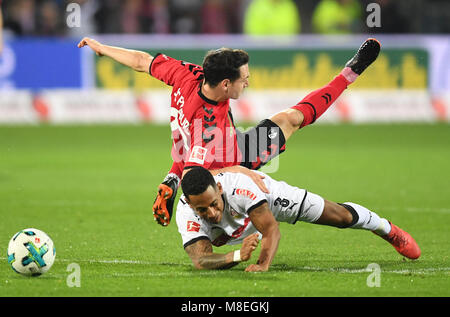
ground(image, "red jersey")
xmin=150 ymin=53 xmax=242 ymax=177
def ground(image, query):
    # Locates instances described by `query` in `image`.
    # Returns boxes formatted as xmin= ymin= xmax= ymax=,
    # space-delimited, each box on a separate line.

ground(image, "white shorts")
xmin=251 ymin=171 xmax=325 ymax=225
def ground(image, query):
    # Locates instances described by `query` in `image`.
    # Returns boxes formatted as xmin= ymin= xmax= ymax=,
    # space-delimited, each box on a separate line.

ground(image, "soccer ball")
xmin=7 ymin=228 xmax=56 ymax=276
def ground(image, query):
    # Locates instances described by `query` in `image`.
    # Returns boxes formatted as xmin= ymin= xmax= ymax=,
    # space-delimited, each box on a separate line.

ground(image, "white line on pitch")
xmin=52 ymin=258 xmax=450 ymax=276
xmin=2 ymin=257 xmax=449 ymax=276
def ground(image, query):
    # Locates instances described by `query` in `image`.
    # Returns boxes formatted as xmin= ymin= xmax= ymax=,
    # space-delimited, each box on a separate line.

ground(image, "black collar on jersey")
xmin=198 ymin=83 xmax=219 ymax=106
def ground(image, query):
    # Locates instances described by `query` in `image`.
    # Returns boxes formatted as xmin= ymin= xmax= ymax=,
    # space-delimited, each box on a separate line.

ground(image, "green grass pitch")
xmin=0 ymin=123 xmax=449 ymax=297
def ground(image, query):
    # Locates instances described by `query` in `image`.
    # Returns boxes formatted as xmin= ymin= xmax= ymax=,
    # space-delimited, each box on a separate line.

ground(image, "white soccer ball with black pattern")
xmin=7 ymin=228 xmax=56 ymax=276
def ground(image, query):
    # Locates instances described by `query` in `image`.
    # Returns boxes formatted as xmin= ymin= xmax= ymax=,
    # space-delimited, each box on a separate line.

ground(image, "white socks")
xmin=343 ymin=202 xmax=391 ymax=236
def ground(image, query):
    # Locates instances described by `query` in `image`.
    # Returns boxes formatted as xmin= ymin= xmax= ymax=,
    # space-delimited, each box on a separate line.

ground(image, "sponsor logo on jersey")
xmin=188 ymin=146 xmax=207 ymax=165
xmin=187 ymin=221 xmax=201 ymax=232
xmin=235 ymin=188 xmax=256 ymax=201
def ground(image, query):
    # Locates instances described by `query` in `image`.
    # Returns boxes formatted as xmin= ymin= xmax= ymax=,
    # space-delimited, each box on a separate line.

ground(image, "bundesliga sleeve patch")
xmin=188 ymin=146 xmax=208 ymax=165
xmin=187 ymin=221 xmax=201 ymax=232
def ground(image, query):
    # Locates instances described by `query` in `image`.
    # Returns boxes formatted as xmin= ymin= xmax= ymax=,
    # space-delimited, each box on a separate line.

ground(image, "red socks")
xmin=292 ymin=73 xmax=351 ymax=128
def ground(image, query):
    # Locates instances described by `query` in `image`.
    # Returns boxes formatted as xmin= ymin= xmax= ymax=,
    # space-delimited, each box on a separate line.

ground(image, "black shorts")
xmin=236 ymin=119 xmax=286 ymax=170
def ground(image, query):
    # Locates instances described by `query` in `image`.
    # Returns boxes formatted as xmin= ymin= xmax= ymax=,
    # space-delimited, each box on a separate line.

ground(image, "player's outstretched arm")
xmin=245 ymin=203 xmax=280 ymax=272
xmin=185 ymin=234 xmax=259 ymax=270
xmin=77 ymin=37 xmax=153 ymax=73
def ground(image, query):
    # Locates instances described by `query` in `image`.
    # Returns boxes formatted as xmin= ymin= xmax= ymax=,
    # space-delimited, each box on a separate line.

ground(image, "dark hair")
xmin=181 ymin=167 xmax=217 ymax=199
xmin=202 ymin=48 xmax=249 ymax=87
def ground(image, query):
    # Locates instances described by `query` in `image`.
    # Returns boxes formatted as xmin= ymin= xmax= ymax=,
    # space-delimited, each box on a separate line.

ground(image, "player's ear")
xmin=216 ymin=182 xmax=223 ymax=195
xmin=221 ymin=79 xmax=231 ymax=90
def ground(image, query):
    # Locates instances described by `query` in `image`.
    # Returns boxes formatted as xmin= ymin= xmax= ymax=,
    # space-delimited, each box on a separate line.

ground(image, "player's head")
xmin=202 ymin=48 xmax=250 ymax=100
xmin=181 ymin=167 xmax=225 ymax=223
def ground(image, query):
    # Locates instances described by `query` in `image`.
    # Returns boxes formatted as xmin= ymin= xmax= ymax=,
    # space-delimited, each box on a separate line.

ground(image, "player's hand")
xmin=234 ymin=166 xmax=269 ymax=194
xmin=245 ymin=264 xmax=269 ymax=272
xmin=240 ymin=233 xmax=259 ymax=261
xmin=77 ymin=37 xmax=104 ymax=56
xmin=210 ymin=166 xmax=269 ymax=193
xmin=247 ymin=170 xmax=269 ymax=194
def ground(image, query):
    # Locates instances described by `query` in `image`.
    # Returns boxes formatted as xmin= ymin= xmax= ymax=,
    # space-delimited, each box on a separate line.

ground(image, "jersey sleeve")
xmin=150 ymin=53 xmax=202 ymax=87
xmin=226 ymin=173 xmax=268 ymax=215
xmin=168 ymin=160 xmax=184 ymax=179
xmin=176 ymin=197 xmax=212 ymax=248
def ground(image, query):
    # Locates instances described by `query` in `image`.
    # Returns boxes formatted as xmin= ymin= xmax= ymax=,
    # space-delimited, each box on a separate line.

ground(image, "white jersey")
xmin=176 ymin=171 xmax=324 ymax=248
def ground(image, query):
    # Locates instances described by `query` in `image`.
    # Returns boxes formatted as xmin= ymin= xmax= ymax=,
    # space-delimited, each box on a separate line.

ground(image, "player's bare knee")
xmin=270 ymin=109 xmax=303 ymax=140
xmin=290 ymin=108 xmax=304 ymax=128
xmin=283 ymin=109 xmax=304 ymax=129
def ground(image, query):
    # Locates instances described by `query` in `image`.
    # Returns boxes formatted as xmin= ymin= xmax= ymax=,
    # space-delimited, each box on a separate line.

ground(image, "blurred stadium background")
xmin=1 ymin=0 xmax=450 ymax=298
xmin=0 ymin=0 xmax=449 ymax=125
